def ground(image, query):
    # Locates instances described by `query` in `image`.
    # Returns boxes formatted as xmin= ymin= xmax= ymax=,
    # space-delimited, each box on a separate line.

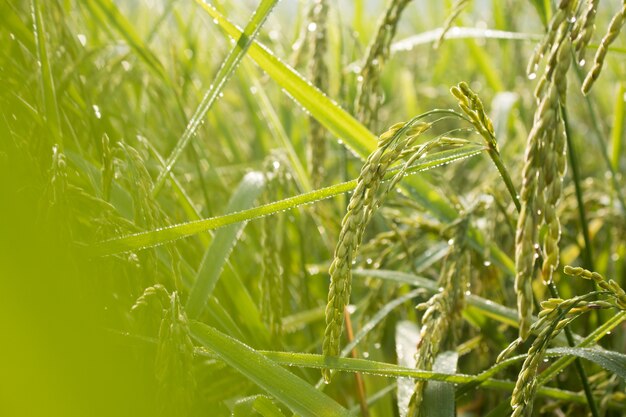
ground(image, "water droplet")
xmin=357 ymin=75 xmax=364 ymax=83
xmin=363 ymin=352 xmax=369 ymax=358
xmin=438 ymin=287 xmax=444 ymax=292
xmin=92 ymin=104 xmax=102 ymax=119
xmin=374 ymin=343 xmax=381 ymax=349
xmin=578 ymin=59 xmax=586 ymax=66
xmin=447 ymin=238 xmax=455 ymax=246
xmin=77 ymin=33 xmax=87 ymax=46
xmin=307 ymin=22 xmax=317 ymax=32
xmin=483 ymin=261 xmax=491 ymax=267
xmin=606 ymin=331 xmax=612 ymax=335
xmin=212 ymin=18 xmax=218 ymax=24
xmin=366 ymin=258 xmax=373 ymax=265
xmin=465 ymin=290 xmax=471 ymax=296
xmin=528 ymin=72 xmax=537 ymax=80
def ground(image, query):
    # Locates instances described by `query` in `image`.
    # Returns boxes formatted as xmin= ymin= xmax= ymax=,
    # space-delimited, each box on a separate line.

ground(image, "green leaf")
xmin=395 ymin=321 xmax=421 ymax=417
xmin=392 ymin=27 xmax=542 ymax=53
xmin=186 ymin=171 xmax=265 ymax=319
xmin=189 ymin=321 xmax=349 ymax=417
xmin=92 ymin=145 xmax=484 ymax=255
xmin=610 ymin=83 xmax=625 ymax=171
xmin=233 ymin=395 xmax=286 ymax=417
xmin=256 ymin=351 xmax=608 ymax=406
xmin=195 ymin=1 xmax=375 ymax=159
xmin=353 ymin=269 xmax=521 ymax=327
xmin=546 ymin=348 xmax=626 ymax=381
xmin=422 ymin=351 xmax=457 ymax=417
xmin=152 ymin=0 xmax=279 ymax=193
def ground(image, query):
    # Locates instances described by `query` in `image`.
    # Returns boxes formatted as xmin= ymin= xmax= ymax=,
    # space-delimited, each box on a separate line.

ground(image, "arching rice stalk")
xmin=406 ymin=218 xmax=470 ymax=417
xmin=307 ymin=0 xmax=329 ymax=188
xmin=435 ymin=0 xmax=472 ymax=49
xmin=355 ymin=0 xmax=413 ymax=128
xmin=498 ymin=294 xmax=613 ymax=417
xmin=582 ymin=1 xmax=626 ymax=94
xmin=132 ymin=286 xmax=196 ymax=416
xmin=322 ymin=120 xmax=430 ymax=382
xmin=564 ymin=265 xmax=626 ymax=309
xmin=260 ymin=157 xmax=288 ymax=340
xmin=516 ymin=0 xmax=575 ymax=340
xmin=571 ymin=0 xmax=600 ymax=64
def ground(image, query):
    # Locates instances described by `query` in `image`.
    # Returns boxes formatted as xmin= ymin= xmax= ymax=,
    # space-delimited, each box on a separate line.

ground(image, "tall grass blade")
xmin=92 ymin=146 xmax=484 ymax=255
xmin=611 ymin=82 xmax=625 ymax=171
xmin=186 ymin=171 xmax=265 ymax=319
xmin=152 ymin=0 xmax=279 ymax=194
xmin=189 ymin=321 xmax=350 ymax=417
xmin=195 ymin=1 xmax=375 ymax=158
xmin=546 ymin=348 xmax=626 ymax=381
xmin=31 ymin=0 xmax=61 ymax=143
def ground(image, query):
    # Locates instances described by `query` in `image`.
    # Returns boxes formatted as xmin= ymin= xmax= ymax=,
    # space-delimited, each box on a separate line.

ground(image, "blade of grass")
xmin=257 ymin=351 xmax=624 ymax=408
xmin=611 ymin=82 xmax=625 ymax=171
xmin=2 ymin=2 xmax=35 ymax=52
xmin=546 ymin=348 xmax=626 ymax=380
xmin=391 ymin=28 xmax=542 ymax=53
xmin=92 ymin=145 xmax=485 ymax=255
xmin=186 ymin=171 xmax=265 ymax=319
xmin=189 ymin=321 xmax=350 ymax=417
xmin=196 ymin=0 xmax=374 ymax=159
xmin=32 ymin=0 xmax=61 ymax=144
xmin=152 ymin=0 xmax=279 ymax=194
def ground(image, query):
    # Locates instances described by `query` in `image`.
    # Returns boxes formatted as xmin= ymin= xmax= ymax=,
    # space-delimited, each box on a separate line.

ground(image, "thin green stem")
xmin=560 ymin=104 xmax=595 ymax=271
xmin=547 ymin=282 xmax=600 ymax=417
xmin=571 ymin=64 xmax=626 ymax=213
xmin=487 ymin=148 xmax=521 ymax=211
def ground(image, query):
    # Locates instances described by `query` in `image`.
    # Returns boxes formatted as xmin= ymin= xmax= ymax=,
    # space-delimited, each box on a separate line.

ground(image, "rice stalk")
xmin=571 ymin=0 xmax=599 ymax=64
xmin=307 ymin=0 xmax=329 ymax=188
xmin=564 ymin=265 xmax=626 ymax=309
xmin=407 ymin=218 xmax=470 ymax=417
xmin=354 ymin=0 xmax=413 ymax=128
xmin=132 ymin=285 xmax=196 ymax=417
xmin=582 ymin=1 xmax=626 ymax=93
xmin=260 ymin=156 xmax=288 ymax=340
xmin=450 ymin=81 xmax=520 ymax=210
xmin=499 ymin=294 xmax=613 ymax=416
xmin=516 ymin=0 xmax=576 ymax=339
xmin=435 ymin=0 xmax=472 ymax=49
xmin=322 ymin=120 xmax=430 ymax=382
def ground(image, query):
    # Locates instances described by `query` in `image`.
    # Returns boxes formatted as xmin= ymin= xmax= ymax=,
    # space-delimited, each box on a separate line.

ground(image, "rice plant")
xmin=1 ymin=1 xmax=625 ymax=417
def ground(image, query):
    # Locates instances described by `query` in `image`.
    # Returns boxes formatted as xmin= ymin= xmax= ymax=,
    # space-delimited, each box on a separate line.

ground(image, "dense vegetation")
xmin=1 ymin=0 xmax=625 ymax=416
